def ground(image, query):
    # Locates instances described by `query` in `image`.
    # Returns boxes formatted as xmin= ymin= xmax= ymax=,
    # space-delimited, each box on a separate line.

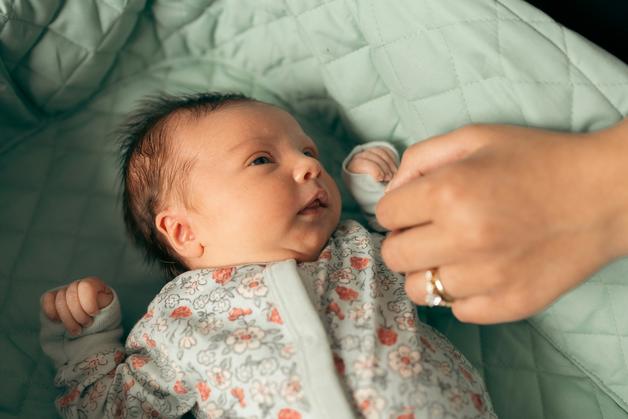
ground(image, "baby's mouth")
xmin=298 ymin=191 xmax=329 ymax=215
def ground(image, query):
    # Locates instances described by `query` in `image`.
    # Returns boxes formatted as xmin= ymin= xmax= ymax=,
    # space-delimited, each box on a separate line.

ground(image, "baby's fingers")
xmin=55 ymin=288 xmax=82 ymax=336
xmin=66 ymin=281 xmax=94 ymax=326
xmin=78 ymin=277 xmax=113 ymax=313
xmin=41 ymin=291 xmax=60 ymax=322
xmin=349 ymin=155 xmax=387 ymax=180
xmin=359 ymin=150 xmax=394 ymax=181
xmin=364 ymin=148 xmax=398 ymax=177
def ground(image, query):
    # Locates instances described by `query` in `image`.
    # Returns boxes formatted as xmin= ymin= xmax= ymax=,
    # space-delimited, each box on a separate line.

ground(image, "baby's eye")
xmin=249 ymin=155 xmax=273 ymax=166
xmin=303 ymin=149 xmax=317 ymax=158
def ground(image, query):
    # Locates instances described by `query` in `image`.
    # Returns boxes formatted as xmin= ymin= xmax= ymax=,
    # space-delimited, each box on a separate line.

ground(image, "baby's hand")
xmin=346 ymin=146 xmax=398 ymax=182
xmin=41 ymin=277 xmax=114 ymax=336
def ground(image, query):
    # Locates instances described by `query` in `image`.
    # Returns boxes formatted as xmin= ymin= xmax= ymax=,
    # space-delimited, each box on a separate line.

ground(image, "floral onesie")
xmin=40 ymin=143 xmax=496 ymax=418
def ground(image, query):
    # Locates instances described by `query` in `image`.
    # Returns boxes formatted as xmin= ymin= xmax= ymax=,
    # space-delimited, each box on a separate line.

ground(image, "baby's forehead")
xmin=174 ymin=102 xmax=311 ymax=154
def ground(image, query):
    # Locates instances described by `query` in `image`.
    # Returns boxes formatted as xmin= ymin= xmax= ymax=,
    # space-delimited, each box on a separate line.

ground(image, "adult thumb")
xmin=386 ymin=125 xmax=492 ymax=192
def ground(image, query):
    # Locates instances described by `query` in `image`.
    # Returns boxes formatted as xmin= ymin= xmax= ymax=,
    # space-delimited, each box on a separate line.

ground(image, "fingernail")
xmin=69 ymin=328 xmax=81 ymax=337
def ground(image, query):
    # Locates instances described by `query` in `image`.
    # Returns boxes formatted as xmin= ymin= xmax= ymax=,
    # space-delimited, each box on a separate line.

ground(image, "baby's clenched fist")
xmin=346 ymin=146 xmax=398 ymax=182
xmin=41 ymin=277 xmax=113 ymax=336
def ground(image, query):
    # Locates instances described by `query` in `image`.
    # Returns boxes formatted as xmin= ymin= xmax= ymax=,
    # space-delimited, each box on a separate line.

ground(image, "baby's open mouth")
xmin=299 ymin=192 xmax=329 ymax=215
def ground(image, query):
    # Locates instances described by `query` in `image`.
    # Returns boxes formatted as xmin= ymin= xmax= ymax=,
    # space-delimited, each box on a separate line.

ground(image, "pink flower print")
xmin=183 ymin=277 xmax=207 ymax=295
xmin=281 ymin=375 xmax=304 ymax=403
xmin=143 ymin=310 xmax=153 ymax=320
xmin=174 ymin=380 xmax=188 ymax=395
xmin=319 ymin=248 xmax=332 ymax=260
xmin=179 ymin=335 xmax=197 ymax=349
xmin=327 ymin=301 xmax=345 ymax=320
xmin=237 ymin=273 xmax=268 ymax=298
xmin=335 ymin=286 xmax=359 ymax=301
xmin=78 ymin=354 xmax=107 ymax=375
xmin=437 ymin=361 xmax=452 ymax=375
xmin=140 ymin=403 xmax=161 ymax=418
xmin=58 ymin=387 xmax=80 ymax=408
xmin=170 ymin=306 xmax=192 ymax=319
xmin=333 ymin=353 xmax=346 ymax=376
xmin=143 ymin=333 xmax=156 ymax=348
xmin=130 ymin=355 xmax=149 ymax=370
xmin=459 ymin=365 xmax=476 ymax=384
xmin=354 ymin=388 xmax=386 ymax=419
xmin=267 ymin=307 xmax=283 ymax=324
xmin=226 ymin=326 xmax=265 ymax=353
xmin=388 ymin=344 xmax=423 ymax=378
xmin=197 ymin=316 xmax=223 ymax=335
xmin=231 ymin=387 xmax=246 ymax=407
xmin=228 ymin=307 xmax=253 ymax=321
xmin=352 ymin=236 xmax=369 ymax=249
xmin=331 ymin=268 xmax=354 ymax=284
xmin=280 ymin=344 xmax=296 ymax=359
xmin=204 ymin=402 xmax=225 ymax=418
xmin=114 ymin=350 xmax=125 ymax=364
xmin=471 ymin=393 xmax=486 ymax=413
xmin=377 ymin=327 xmax=398 ymax=346
xmin=314 ymin=276 xmax=326 ymax=296
xmin=446 ymin=387 xmax=464 ymax=411
xmin=353 ymin=355 xmax=384 ymax=380
xmin=213 ymin=267 xmax=235 ymax=285
xmin=251 ymin=380 xmax=277 ymax=405
xmin=394 ymin=312 xmax=417 ymax=331
xmin=350 ymin=256 xmax=370 ymax=270
xmin=208 ymin=366 xmax=232 ymax=390
xmin=87 ymin=381 xmax=106 ymax=410
xmin=349 ymin=302 xmax=374 ymax=326
xmin=419 ymin=336 xmax=435 ymax=353
xmin=396 ymin=413 xmax=415 ymax=419
xmin=122 ymin=379 xmax=135 ymax=394
xmin=196 ymin=381 xmax=211 ymax=401
xmin=278 ymin=408 xmax=302 ymax=419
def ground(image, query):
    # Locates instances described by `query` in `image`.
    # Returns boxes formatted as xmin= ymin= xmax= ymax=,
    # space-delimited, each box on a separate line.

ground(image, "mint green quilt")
xmin=1 ymin=1 xmax=627 ymax=418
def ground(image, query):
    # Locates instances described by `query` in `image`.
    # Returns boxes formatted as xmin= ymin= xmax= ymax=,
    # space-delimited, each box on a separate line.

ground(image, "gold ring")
xmin=425 ymin=268 xmax=454 ymax=308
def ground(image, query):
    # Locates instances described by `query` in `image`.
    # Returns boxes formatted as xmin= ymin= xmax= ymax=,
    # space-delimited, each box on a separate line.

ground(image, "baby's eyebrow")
xmin=226 ymin=136 xmax=273 ymax=154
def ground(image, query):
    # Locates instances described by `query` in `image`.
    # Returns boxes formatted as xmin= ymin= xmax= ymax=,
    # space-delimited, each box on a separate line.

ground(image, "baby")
xmin=40 ymin=93 xmax=495 ymax=419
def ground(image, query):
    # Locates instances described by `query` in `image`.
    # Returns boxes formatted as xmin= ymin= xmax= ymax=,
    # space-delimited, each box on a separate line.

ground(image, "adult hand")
xmin=377 ymin=121 xmax=628 ymax=324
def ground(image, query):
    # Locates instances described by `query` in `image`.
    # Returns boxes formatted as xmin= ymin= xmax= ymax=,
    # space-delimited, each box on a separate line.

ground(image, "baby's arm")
xmin=40 ymin=278 xmax=197 ymax=418
xmin=343 ymin=142 xmax=400 ymax=231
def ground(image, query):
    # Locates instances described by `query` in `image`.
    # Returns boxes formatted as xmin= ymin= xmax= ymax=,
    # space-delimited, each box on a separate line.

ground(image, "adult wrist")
xmin=581 ymin=118 xmax=628 ymax=260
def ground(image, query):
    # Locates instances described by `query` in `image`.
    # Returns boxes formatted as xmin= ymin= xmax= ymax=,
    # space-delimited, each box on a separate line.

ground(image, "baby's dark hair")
xmin=119 ymin=92 xmax=252 ymax=278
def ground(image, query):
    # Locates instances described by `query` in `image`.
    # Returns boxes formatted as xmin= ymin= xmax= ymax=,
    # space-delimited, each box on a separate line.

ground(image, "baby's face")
xmin=172 ymin=101 xmax=341 ymax=269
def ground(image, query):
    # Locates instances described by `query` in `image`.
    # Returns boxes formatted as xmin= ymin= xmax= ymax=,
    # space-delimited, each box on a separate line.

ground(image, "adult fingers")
xmin=376 ymin=176 xmax=434 ymax=231
xmin=54 ymin=288 xmax=81 ymax=335
xmin=381 ymin=223 xmax=454 ymax=272
xmin=41 ymin=291 xmax=60 ymax=322
xmin=387 ymin=126 xmax=490 ymax=192
xmin=65 ymin=281 xmax=93 ymax=326
xmin=403 ymin=266 xmax=479 ymax=306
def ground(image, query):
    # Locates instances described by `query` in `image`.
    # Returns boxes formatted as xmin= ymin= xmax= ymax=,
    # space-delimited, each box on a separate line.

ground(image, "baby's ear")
xmin=155 ymin=209 xmax=203 ymax=259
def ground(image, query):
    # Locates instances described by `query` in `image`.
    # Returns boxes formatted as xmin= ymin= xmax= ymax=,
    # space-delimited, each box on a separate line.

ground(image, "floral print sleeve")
xmin=41 ymin=220 xmax=495 ymax=419
xmin=40 ymin=291 xmax=198 ymax=418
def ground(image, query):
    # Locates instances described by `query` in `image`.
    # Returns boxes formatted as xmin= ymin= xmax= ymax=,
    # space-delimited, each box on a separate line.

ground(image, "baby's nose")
xmin=294 ymin=157 xmax=322 ymax=183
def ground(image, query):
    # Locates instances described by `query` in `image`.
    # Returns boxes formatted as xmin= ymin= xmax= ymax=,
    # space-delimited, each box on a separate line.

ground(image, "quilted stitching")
xmin=288 ymin=0 xmax=628 ymax=415
xmin=1 ymin=0 xmax=628 ymax=417
xmin=1 ymin=0 xmax=145 ymax=114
